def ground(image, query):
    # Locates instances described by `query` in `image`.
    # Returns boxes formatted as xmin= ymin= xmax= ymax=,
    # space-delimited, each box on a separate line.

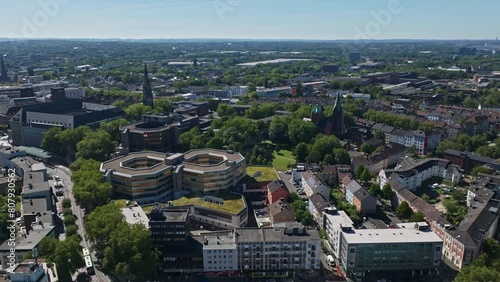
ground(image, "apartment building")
xmin=100 ymin=149 xmax=246 ymax=204
xmin=388 ymin=129 xmax=441 ymax=155
xmin=301 ymin=171 xmax=330 ymax=201
xmin=378 ymin=158 xmax=461 ymax=192
xmin=201 ymin=225 xmax=321 ymax=278
xmin=308 ymin=194 xmax=330 ymax=228
xmin=352 ymin=144 xmax=406 ymax=175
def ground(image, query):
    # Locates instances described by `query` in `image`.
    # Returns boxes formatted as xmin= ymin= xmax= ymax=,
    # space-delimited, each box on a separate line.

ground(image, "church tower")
xmin=142 ymin=64 xmax=154 ymax=107
xmin=332 ymin=92 xmax=344 ymax=136
xmin=0 ymin=56 xmax=9 ymax=82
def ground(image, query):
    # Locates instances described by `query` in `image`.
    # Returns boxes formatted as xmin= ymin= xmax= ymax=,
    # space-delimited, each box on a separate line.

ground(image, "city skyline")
xmin=1 ymin=0 xmax=499 ymax=40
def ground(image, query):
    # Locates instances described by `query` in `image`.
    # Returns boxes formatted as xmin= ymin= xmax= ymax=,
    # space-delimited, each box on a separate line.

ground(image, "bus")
xmin=84 ymin=255 xmax=95 ymax=275
xmin=82 ymin=247 xmax=90 ymax=257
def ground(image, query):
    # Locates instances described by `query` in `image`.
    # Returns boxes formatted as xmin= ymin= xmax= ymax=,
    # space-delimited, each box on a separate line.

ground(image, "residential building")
xmin=344 ymin=180 xmax=362 ymax=204
xmin=388 ymin=130 xmax=441 ymax=155
xmin=443 ymin=149 xmax=500 ymax=174
xmin=308 ymin=194 xmax=330 ymax=228
xmin=323 ymin=208 xmax=354 ymax=259
xmin=202 ymin=231 xmax=238 ymax=272
xmin=100 ymin=149 xmax=246 ymax=204
xmin=237 ymin=226 xmax=321 ymax=274
xmin=7 ymin=262 xmax=51 ymax=282
xmin=269 ymin=199 xmax=296 ymax=225
xmin=378 ymin=158 xmax=461 ymax=192
xmin=301 ymin=171 xmax=330 ymax=201
xmin=0 ymin=227 xmax=56 ymax=268
xmin=352 ymin=189 xmax=376 ymax=215
xmin=266 ymin=180 xmax=289 ymax=204
xmin=352 ymin=144 xmax=406 ymax=175
xmin=120 ymin=114 xmax=180 ymax=153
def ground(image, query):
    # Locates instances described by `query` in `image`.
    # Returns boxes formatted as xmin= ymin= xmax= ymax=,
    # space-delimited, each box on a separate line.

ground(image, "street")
xmin=50 ymin=165 xmax=113 ymax=282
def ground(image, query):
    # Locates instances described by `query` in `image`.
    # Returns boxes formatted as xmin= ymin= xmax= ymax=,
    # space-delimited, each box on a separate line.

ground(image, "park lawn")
xmin=272 ymin=150 xmax=296 ymax=171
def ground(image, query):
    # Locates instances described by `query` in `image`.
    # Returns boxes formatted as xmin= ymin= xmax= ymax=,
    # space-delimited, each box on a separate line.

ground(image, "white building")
xmin=389 ymin=130 xmax=441 ymax=155
xmin=301 ymin=170 xmax=330 ymax=201
xmin=323 ymin=208 xmax=354 ymax=259
xmin=378 ymin=158 xmax=461 ymax=192
xmin=202 ymin=231 xmax=238 ymax=272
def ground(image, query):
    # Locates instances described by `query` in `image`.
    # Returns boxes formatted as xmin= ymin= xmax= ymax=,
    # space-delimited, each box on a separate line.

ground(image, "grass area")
xmin=246 ymin=166 xmax=279 ymax=182
xmin=272 ymin=149 xmax=296 ymax=171
xmin=141 ymin=205 xmax=155 ymax=215
xmin=173 ymin=192 xmax=245 ymax=214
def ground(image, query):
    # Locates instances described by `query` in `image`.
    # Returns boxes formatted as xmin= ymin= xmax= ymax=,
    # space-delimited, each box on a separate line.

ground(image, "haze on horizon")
xmin=1 ymin=0 xmax=499 ymax=40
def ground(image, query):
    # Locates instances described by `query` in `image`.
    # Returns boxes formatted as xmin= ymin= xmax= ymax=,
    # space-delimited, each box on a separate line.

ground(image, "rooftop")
xmin=246 ymin=166 xmax=279 ymax=182
xmin=172 ymin=192 xmax=246 ymax=215
xmin=121 ymin=205 xmax=149 ymax=228
xmin=236 ymin=226 xmax=320 ymax=243
xmin=342 ymin=226 xmax=442 ymax=244
xmin=0 ymin=226 xmax=54 ymax=251
xmin=100 ymin=151 xmax=171 ymax=176
xmin=182 ymin=149 xmax=245 ymax=173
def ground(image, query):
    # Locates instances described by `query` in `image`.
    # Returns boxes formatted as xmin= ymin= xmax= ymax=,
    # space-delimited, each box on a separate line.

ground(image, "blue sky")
xmin=1 ymin=0 xmax=499 ymax=40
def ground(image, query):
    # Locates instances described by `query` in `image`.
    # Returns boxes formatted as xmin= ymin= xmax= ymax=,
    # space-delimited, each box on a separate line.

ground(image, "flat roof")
xmin=245 ymin=166 xmax=279 ymax=182
xmin=100 ymin=151 xmax=170 ymax=176
xmin=237 ymin=59 xmax=312 ymax=67
xmin=203 ymin=231 xmax=236 ymax=250
xmin=236 ymin=227 xmax=320 ymax=243
xmin=172 ymin=192 xmax=246 ymax=215
xmin=342 ymin=228 xmax=442 ymax=244
xmin=182 ymin=149 xmax=245 ymax=173
xmin=0 ymin=227 xmax=54 ymax=251
xmin=121 ymin=205 xmax=149 ymax=228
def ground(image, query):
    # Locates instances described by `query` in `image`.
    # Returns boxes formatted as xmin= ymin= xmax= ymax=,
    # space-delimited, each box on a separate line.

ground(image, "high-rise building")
xmin=142 ymin=64 xmax=154 ymax=108
xmin=0 ymin=56 xmax=9 ymax=82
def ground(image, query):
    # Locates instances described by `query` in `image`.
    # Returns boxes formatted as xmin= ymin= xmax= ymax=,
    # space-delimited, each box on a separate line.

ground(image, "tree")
xmin=288 ymin=119 xmax=317 ymax=145
xmin=125 ymin=103 xmax=152 ymax=121
xmin=62 ymin=198 xmax=72 ymax=209
xmin=382 ymin=184 xmax=394 ymax=200
xmin=368 ymin=183 xmax=381 ymax=197
xmin=65 ymin=225 xmax=78 ymax=237
xmin=111 ymin=100 xmax=127 ymax=109
xmin=294 ymin=142 xmax=309 ymax=163
xmin=41 ymin=127 xmax=64 ymax=155
xmin=422 ymin=194 xmax=431 ymax=203
xmin=269 ymin=117 xmax=289 ymax=144
xmin=84 ymin=202 xmax=125 ymax=252
xmin=452 ymin=189 xmax=467 ymax=202
xmin=455 ymin=266 xmax=500 ymax=282
xmin=153 ymin=99 xmax=174 ymax=114
xmin=374 ymin=130 xmax=386 ymax=144
xmin=334 ymin=148 xmax=351 ymax=165
xmin=217 ymin=104 xmax=235 ymax=117
xmin=76 ymin=130 xmax=117 ymax=161
xmin=100 ymin=118 xmax=129 ymax=142
xmin=396 ymin=201 xmax=413 ymax=220
xmin=355 ymin=165 xmax=367 ymax=179
xmin=63 ymin=215 xmax=76 ymax=225
xmin=409 ymin=212 xmax=425 ymax=222
xmin=471 ymin=166 xmax=493 ymax=176
xmin=37 ymin=236 xmax=58 ymax=258
xmin=296 ymin=82 xmax=303 ymax=96
xmin=103 ymin=223 xmax=157 ymax=280
xmin=51 ymin=236 xmax=85 ymax=282
xmin=360 ymin=169 xmax=372 ymax=182
xmin=361 ymin=143 xmax=376 ymax=154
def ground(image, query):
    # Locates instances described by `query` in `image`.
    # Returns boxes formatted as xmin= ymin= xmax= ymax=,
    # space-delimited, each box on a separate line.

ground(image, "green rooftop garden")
xmin=245 ymin=165 xmax=279 ymax=182
xmin=173 ymin=192 xmax=245 ymax=215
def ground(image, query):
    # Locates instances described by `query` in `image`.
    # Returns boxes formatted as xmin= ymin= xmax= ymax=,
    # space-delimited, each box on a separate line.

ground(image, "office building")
xmin=101 ymin=149 xmax=246 ymax=203
xmin=9 ymin=100 xmax=124 ymax=147
xmin=0 ymin=57 xmax=9 ymax=83
xmin=149 ymin=206 xmax=204 ymax=274
xmin=120 ymin=114 xmax=180 ymax=153
xmin=339 ymin=223 xmax=442 ymax=280
xmin=256 ymin=86 xmax=292 ymax=98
